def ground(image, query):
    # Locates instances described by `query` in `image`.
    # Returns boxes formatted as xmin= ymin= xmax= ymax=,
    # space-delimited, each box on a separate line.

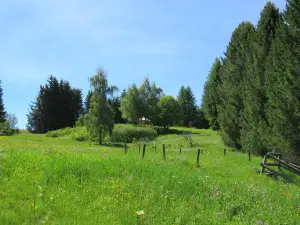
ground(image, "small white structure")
xmin=138 ymin=116 xmax=151 ymax=125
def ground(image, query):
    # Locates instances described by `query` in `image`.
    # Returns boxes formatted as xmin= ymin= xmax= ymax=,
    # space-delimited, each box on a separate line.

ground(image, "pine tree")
xmin=284 ymin=0 xmax=300 ymax=29
xmin=26 ymin=76 xmax=83 ymax=133
xmin=264 ymin=2 xmax=300 ymax=162
xmin=202 ymin=58 xmax=222 ymax=130
xmin=241 ymin=2 xmax=282 ymax=155
xmin=177 ymin=86 xmax=197 ymax=127
xmin=217 ymin=22 xmax=255 ymax=149
xmin=0 ymin=80 xmax=6 ymax=123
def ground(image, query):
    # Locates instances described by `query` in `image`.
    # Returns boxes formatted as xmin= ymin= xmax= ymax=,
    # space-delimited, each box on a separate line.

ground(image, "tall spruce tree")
xmin=241 ymin=2 xmax=282 ymax=155
xmin=264 ymin=1 xmax=300 ymax=162
xmin=0 ymin=80 xmax=6 ymax=123
xmin=284 ymin=0 xmax=300 ymax=29
xmin=177 ymin=86 xmax=197 ymax=127
xmin=217 ymin=22 xmax=255 ymax=149
xmin=26 ymin=75 xmax=83 ymax=133
xmin=202 ymin=58 xmax=222 ymax=130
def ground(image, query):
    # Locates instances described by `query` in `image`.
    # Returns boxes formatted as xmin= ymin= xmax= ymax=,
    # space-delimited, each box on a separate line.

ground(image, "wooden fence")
xmin=260 ymin=152 xmax=300 ymax=182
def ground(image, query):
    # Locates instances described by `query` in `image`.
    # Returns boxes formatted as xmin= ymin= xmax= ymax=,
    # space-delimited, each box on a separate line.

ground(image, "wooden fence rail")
xmin=260 ymin=152 xmax=300 ymax=182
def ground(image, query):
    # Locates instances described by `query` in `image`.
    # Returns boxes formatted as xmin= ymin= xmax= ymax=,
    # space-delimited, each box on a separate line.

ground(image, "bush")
xmin=45 ymin=127 xmax=89 ymax=142
xmin=45 ymin=127 xmax=73 ymax=138
xmin=0 ymin=122 xmax=14 ymax=136
xmin=70 ymin=130 xmax=88 ymax=142
xmin=111 ymin=125 xmax=157 ymax=143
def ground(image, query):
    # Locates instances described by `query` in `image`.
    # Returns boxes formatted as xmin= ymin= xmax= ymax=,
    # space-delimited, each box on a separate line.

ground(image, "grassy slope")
xmin=0 ymin=128 xmax=299 ymax=225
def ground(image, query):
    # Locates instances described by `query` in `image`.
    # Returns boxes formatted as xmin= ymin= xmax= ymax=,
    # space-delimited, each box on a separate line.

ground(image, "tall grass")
xmin=0 ymin=128 xmax=299 ymax=224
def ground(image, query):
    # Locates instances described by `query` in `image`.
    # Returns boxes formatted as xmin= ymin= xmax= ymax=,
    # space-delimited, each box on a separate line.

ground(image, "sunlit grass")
xmin=0 ymin=128 xmax=299 ymax=224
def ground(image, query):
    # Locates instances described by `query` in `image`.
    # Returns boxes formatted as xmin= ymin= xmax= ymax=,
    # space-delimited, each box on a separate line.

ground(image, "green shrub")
xmin=71 ymin=130 xmax=88 ymax=142
xmin=45 ymin=127 xmax=73 ymax=138
xmin=0 ymin=122 xmax=15 ymax=136
xmin=111 ymin=125 xmax=157 ymax=143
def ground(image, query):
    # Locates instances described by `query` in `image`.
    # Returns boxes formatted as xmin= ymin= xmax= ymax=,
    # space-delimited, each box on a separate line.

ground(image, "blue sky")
xmin=0 ymin=0 xmax=286 ymax=129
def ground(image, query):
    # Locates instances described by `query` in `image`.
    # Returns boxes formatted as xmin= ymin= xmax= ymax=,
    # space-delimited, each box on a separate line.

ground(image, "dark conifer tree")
xmin=0 ymin=80 xmax=6 ymax=123
xmin=202 ymin=58 xmax=222 ymax=130
xmin=217 ymin=22 xmax=255 ymax=149
xmin=264 ymin=1 xmax=300 ymax=162
xmin=241 ymin=2 xmax=282 ymax=155
xmin=26 ymin=75 xmax=83 ymax=133
xmin=177 ymin=86 xmax=197 ymax=127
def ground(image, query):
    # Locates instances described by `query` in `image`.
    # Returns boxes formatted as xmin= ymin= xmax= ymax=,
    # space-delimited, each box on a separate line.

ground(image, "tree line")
xmin=26 ymin=70 xmax=208 ymax=144
xmin=202 ymin=0 xmax=300 ymax=162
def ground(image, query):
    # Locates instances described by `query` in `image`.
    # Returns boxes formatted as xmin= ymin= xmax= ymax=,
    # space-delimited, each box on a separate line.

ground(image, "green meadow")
xmin=0 ymin=127 xmax=299 ymax=224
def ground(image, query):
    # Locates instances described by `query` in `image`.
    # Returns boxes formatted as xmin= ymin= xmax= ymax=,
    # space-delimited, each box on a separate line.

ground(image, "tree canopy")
xmin=26 ymin=75 xmax=83 ymax=133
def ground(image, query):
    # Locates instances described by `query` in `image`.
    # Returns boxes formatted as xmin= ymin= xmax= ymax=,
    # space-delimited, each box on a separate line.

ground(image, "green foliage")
xmin=201 ymin=1 xmax=300 ymax=163
xmin=45 ymin=127 xmax=74 ymax=137
xmin=76 ymin=115 xmax=85 ymax=127
xmin=120 ymin=77 xmax=163 ymax=124
xmin=0 ymin=80 xmax=6 ymax=123
xmin=84 ymin=90 xmax=93 ymax=114
xmin=5 ymin=113 xmax=18 ymax=130
xmin=111 ymin=124 xmax=157 ymax=143
xmin=177 ymin=86 xmax=197 ymax=127
xmin=0 ymin=121 xmax=14 ymax=136
xmin=284 ymin=0 xmax=300 ymax=29
xmin=202 ymin=58 xmax=222 ymax=130
xmin=85 ymin=69 xmax=117 ymax=145
xmin=217 ymin=22 xmax=256 ymax=150
xmin=45 ymin=126 xmax=88 ymax=142
xmin=264 ymin=18 xmax=300 ymax=163
xmin=70 ymin=129 xmax=88 ymax=142
xmin=119 ymin=84 xmax=141 ymax=123
xmin=26 ymin=75 xmax=83 ymax=133
xmin=192 ymin=108 xmax=210 ymax=129
xmin=157 ymin=95 xmax=181 ymax=128
xmin=108 ymin=96 xmax=126 ymax=124
xmin=240 ymin=2 xmax=281 ymax=156
xmin=0 ymin=113 xmax=18 ymax=136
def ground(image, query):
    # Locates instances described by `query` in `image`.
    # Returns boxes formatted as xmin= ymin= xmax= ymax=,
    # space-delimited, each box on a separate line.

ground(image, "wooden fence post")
xmin=197 ymin=149 xmax=201 ymax=167
xmin=224 ymin=148 xmax=226 ymax=156
xmin=136 ymin=210 xmax=145 ymax=224
xmin=163 ymin=144 xmax=166 ymax=160
xmin=142 ymin=144 xmax=146 ymax=158
xmin=248 ymin=151 xmax=251 ymax=161
xmin=124 ymin=143 xmax=127 ymax=154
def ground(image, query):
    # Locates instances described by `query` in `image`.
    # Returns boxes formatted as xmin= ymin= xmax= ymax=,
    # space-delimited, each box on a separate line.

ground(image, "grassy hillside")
xmin=0 ymin=127 xmax=299 ymax=224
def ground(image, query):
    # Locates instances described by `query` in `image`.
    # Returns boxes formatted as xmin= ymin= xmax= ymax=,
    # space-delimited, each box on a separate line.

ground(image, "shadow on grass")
xmin=158 ymin=128 xmax=211 ymax=136
xmin=101 ymin=143 xmax=125 ymax=148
